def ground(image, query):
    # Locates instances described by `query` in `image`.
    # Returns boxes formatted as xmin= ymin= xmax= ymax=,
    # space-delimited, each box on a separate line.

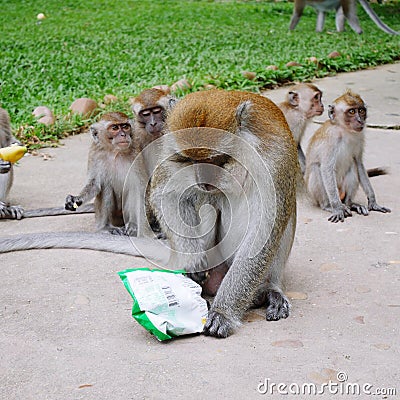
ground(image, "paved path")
xmin=1 ymin=63 xmax=399 ymax=399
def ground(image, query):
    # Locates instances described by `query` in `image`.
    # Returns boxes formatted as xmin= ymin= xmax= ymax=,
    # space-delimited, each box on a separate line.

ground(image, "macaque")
xmin=0 ymin=108 xmax=24 ymax=220
xmin=289 ymin=0 xmax=399 ymax=35
xmin=0 ymin=89 xmax=299 ymax=339
xmin=278 ymin=83 xmax=324 ymax=174
xmin=149 ymin=89 xmax=298 ymax=337
xmin=65 ymin=111 xmax=138 ymax=235
xmin=131 ymin=87 xmax=177 ymax=151
xmin=305 ymin=89 xmax=391 ymax=222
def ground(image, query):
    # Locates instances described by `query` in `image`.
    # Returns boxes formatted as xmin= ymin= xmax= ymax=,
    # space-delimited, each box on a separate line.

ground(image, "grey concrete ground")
xmin=1 ymin=64 xmax=399 ymax=400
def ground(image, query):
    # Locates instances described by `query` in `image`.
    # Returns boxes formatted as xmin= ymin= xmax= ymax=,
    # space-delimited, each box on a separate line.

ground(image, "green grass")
xmin=0 ymin=0 xmax=399 ymax=147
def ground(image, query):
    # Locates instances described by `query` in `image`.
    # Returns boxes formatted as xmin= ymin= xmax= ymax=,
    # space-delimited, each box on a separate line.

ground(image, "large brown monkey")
xmin=0 ymin=90 xmax=298 ymax=338
xmin=65 ymin=111 xmax=139 ymax=235
xmin=148 ymin=89 xmax=298 ymax=337
xmin=305 ymin=89 xmax=391 ymax=223
xmin=0 ymin=108 xmax=24 ymax=220
xmin=278 ymin=83 xmax=324 ymax=174
xmin=131 ymin=87 xmax=177 ymax=151
xmin=289 ymin=0 xmax=399 ymax=35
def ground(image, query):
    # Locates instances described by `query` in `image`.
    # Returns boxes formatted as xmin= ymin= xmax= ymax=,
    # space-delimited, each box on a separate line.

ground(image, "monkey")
xmin=64 ymin=111 xmax=139 ymax=235
xmin=289 ymin=0 xmax=399 ymax=35
xmin=278 ymin=83 xmax=324 ymax=174
xmin=305 ymin=89 xmax=391 ymax=223
xmin=130 ymin=87 xmax=178 ymax=235
xmin=148 ymin=89 xmax=298 ymax=337
xmin=131 ymin=87 xmax=177 ymax=151
xmin=0 ymin=107 xmax=24 ymax=220
xmin=0 ymin=89 xmax=299 ymax=338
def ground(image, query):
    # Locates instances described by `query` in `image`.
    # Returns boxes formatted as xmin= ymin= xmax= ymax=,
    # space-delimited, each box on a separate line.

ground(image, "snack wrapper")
xmin=118 ymin=267 xmax=208 ymax=341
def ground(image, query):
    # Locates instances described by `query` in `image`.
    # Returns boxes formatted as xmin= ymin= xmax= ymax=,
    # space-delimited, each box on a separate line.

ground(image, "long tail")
xmin=0 ymin=231 xmax=170 ymax=264
xmin=24 ymin=203 xmax=95 ymax=218
xmin=358 ymin=0 xmax=399 ymax=35
xmin=367 ymin=167 xmax=388 ymax=178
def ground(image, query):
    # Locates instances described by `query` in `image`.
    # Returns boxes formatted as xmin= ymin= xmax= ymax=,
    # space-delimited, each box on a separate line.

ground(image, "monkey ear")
xmin=90 ymin=126 xmax=99 ymax=143
xmin=131 ymin=101 xmax=141 ymax=116
xmin=328 ymin=105 xmax=335 ymax=121
xmin=168 ymin=97 xmax=178 ymax=110
xmin=288 ymin=91 xmax=299 ymax=107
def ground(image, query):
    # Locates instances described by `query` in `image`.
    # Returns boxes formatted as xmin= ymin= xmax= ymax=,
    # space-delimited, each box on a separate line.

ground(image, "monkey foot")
xmin=203 ymin=310 xmax=240 ymax=338
xmin=0 ymin=203 xmax=24 ymax=220
xmin=265 ymin=291 xmax=291 ymax=321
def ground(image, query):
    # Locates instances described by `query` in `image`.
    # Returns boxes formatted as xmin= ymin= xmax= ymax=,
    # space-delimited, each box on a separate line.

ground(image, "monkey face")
xmin=344 ymin=107 xmax=367 ymax=132
xmin=138 ymin=107 xmax=164 ymax=136
xmin=106 ymin=122 xmax=132 ymax=148
xmin=306 ymin=90 xmax=324 ymax=118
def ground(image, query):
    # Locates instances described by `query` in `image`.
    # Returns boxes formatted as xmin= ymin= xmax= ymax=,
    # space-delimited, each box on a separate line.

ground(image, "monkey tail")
xmin=367 ymin=167 xmax=388 ymax=178
xmin=0 ymin=232 xmax=170 ymax=264
xmin=358 ymin=0 xmax=399 ymax=35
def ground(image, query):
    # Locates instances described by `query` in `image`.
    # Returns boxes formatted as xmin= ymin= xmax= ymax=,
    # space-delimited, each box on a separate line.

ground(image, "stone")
xmin=70 ymin=98 xmax=98 ymax=117
xmin=32 ymin=106 xmax=55 ymax=126
xmin=170 ymin=79 xmax=192 ymax=92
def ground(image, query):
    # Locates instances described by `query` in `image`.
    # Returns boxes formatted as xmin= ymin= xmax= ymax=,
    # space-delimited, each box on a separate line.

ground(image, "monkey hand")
xmin=186 ymin=271 xmax=208 ymax=286
xmin=203 ymin=309 xmax=240 ymax=338
xmin=368 ymin=200 xmax=391 ymax=214
xmin=328 ymin=205 xmax=352 ymax=223
xmin=0 ymin=160 xmax=11 ymax=174
xmin=65 ymin=195 xmax=82 ymax=211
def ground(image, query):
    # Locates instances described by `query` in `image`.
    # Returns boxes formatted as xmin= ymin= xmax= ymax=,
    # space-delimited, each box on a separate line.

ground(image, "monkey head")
xmin=132 ymin=88 xmax=177 ymax=138
xmin=287 ymin=83 xmax=324 ymax=119
xmin=328 ymin=90 xmax=367 ymax=133
xmin=90 ymin=111 xmax=133 ymax=151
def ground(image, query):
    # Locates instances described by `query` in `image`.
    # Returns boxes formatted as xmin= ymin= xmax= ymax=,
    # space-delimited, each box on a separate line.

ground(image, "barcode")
xmin=161 ymin=285 xmax=179 ymax=307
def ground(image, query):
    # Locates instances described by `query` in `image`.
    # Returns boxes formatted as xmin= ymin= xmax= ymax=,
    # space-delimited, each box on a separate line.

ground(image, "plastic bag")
xmin=118 ymin=267 xmax=208 ymax=341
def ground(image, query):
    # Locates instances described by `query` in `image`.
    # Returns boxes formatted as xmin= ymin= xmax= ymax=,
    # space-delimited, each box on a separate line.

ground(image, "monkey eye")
xmin=358 ymin=108 xmax=366 ymax=116
xmin=110 ymin=124 xmax=120 ymax=131
xmin=121 ymin=123 xmax=131 ymax=131
xmin=348 ymin=109 xmax=356 ymax=115
xmin=152 ymin=107 xmax=162 ymax=114
xmin=314 ymin=93 xmax=321 ymax=100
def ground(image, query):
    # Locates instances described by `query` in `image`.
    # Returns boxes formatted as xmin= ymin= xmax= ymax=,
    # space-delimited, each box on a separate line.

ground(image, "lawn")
xmin=0 ymin=0 xmax=399 ymax=147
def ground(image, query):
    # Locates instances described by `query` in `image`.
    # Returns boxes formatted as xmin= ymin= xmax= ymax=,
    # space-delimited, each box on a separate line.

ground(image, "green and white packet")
xmin=118 ymin=267 xmax=208 ymax=341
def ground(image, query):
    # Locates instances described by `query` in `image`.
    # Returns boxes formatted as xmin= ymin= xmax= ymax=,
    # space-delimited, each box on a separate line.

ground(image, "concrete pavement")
xmin=1 ymin=63 xmax=399 ymax=400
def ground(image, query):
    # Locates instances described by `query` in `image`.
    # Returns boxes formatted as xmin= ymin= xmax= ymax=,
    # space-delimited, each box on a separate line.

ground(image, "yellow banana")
xmin=0 ymin=144 xmax=27 ymax=163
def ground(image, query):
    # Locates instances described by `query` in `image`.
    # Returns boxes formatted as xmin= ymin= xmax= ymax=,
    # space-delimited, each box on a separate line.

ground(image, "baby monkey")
xmin=305 ymin=90 xmax=391 ymax=223
xmin=65 ymin=112 xmax=138 ymax=235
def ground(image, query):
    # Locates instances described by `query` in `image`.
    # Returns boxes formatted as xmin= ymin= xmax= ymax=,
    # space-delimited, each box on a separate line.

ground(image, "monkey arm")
xmin=320 ymin=157 xmax=352 ymax=222
xmin=65 ymin=178 xmax=100 ymax=211
xmin=356 ymin=158 xmax=391 ymax=213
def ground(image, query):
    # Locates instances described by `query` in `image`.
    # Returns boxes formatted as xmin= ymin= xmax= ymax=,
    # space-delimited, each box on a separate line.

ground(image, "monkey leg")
xmin=316 ymin=11 xmax=326 ymax=32
xmin=341 ymin=168 xmax=369 ymax=215
xmin=335 ymin=6 xmax=346 ymax=32
xmin=252 ymin=213 xmax=295 ymax=320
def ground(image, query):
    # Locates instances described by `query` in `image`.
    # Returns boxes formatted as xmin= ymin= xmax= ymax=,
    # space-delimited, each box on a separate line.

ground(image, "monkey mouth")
xmin=116 ymin=141 xmax=130 ymax=147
